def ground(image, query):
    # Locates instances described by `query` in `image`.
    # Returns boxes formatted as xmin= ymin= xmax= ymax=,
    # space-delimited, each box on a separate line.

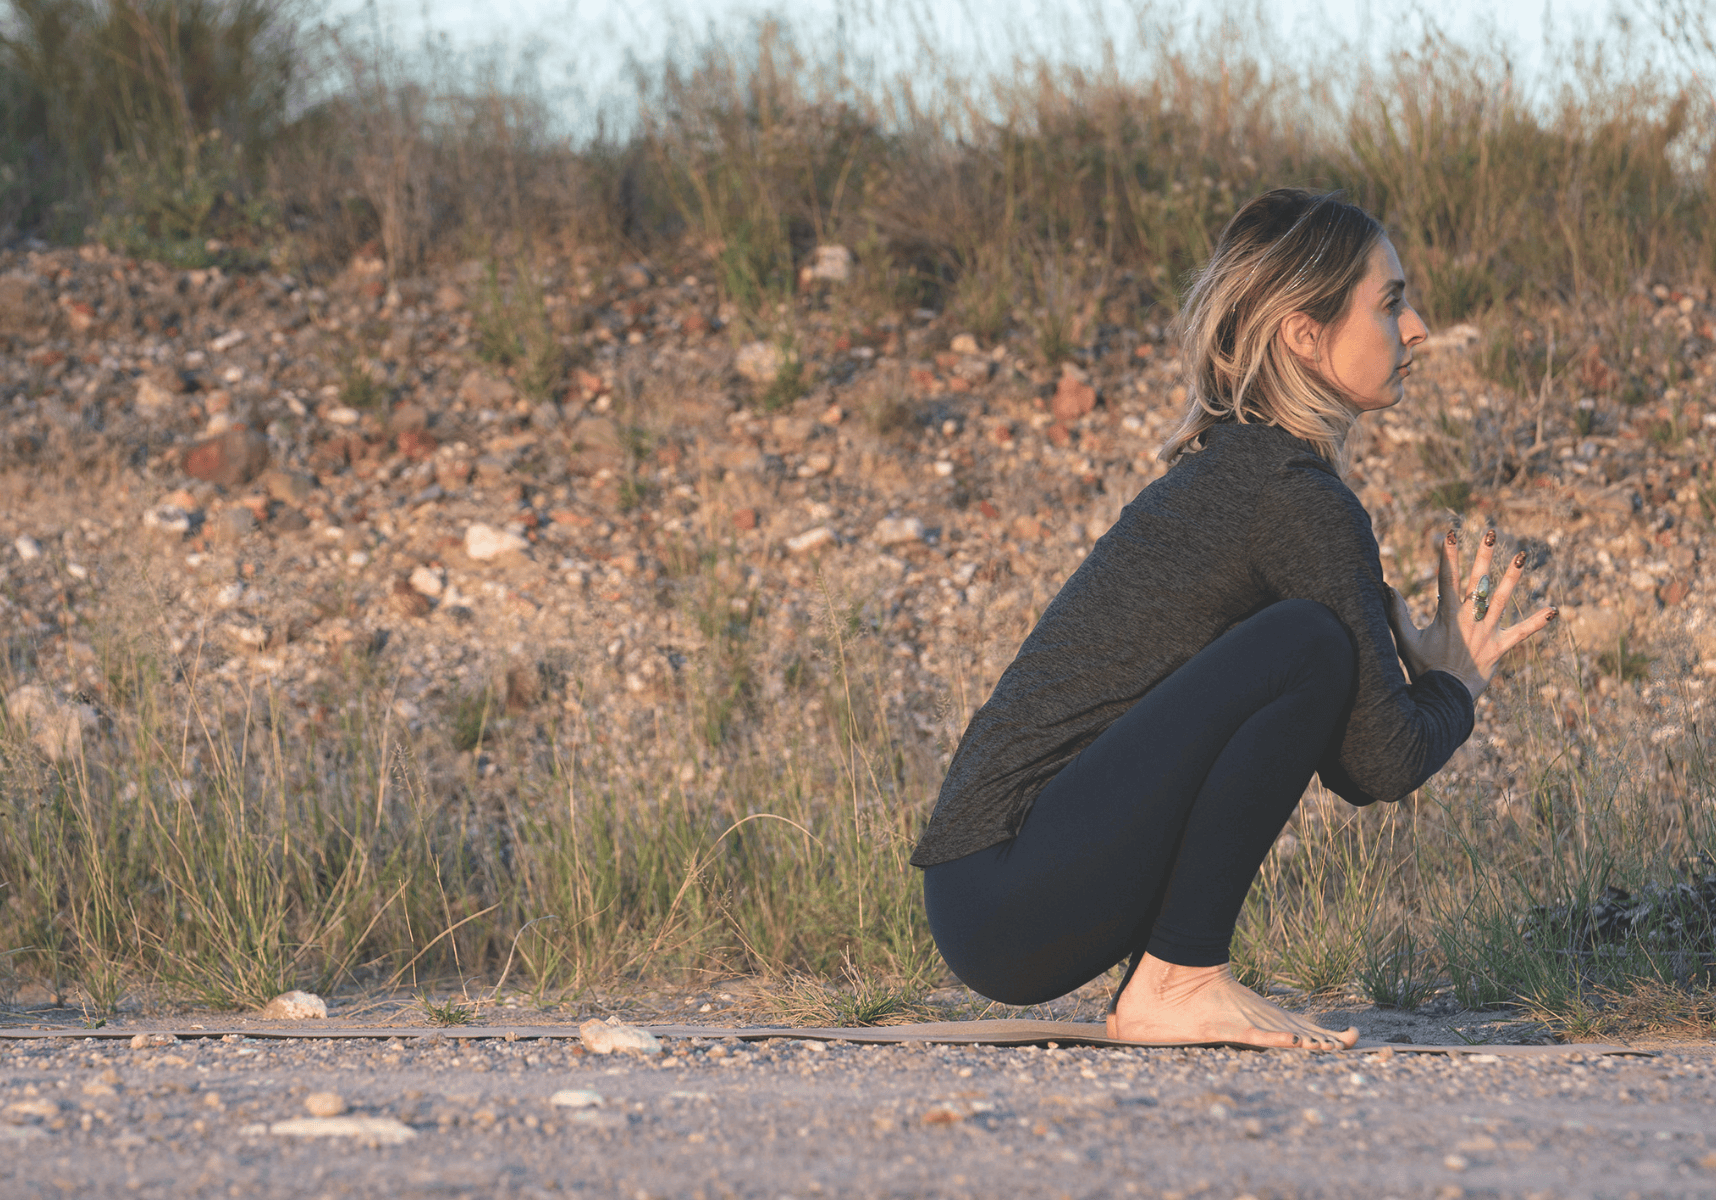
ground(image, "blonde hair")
xmin=1160 ymin=189 xmax=1384 ymax=475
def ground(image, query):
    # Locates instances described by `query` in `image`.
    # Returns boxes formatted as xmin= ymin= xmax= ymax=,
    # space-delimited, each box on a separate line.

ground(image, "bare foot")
xmin=1102 ymin=953 xmax=1358 ymax=1050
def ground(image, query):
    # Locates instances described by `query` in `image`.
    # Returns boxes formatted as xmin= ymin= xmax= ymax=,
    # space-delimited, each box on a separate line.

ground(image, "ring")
xmin=1473 ymin=595 xmax=1489 ymax=621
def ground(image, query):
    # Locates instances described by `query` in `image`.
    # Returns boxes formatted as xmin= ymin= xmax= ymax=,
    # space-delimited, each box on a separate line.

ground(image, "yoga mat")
xmin=0 ymin=1019 xmax=1651 ymax=1056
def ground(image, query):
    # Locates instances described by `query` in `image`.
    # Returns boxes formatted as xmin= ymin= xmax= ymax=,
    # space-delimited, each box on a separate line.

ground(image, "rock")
xmin=134 ymin=376 xmax=178 ymax=412
xmin=458 ymin=370 xmax=515 ymax=409
xmin=435 ymin=456 xmax=473 ymax=489
xmin=3 ymin=1098 xmax=61 ymax=1120
xmin=303 ymin=1092 xmax=347 ymax=1118
xmin=618 ymin=263 xmax=654 ymax=291
xmin=803 ymin=244 xmax=853 ymax=284
xmin=1052 ymin=372 xmax=1097 ymax=422
xmin=13 ymin=534 xmax=41 ymax=561
xmin=736 ymin=341 xmax=786 ymax=386
xmin=785 ymin=526 xmax=837 ymax=555
xmin=182 ymin=427 xmax=270 ymax=489
xmin=142 ymin=503 xmax=201 ymax=536
xmin=872 ymin=516 xmax=925 ymax=546
xmin=733 ymin=507 xmax=758 ymax=532
xmin=261 ymin=469 xmax=315 ymax=505
xmin=257 ymin=990 xmax=328 ymax=1020
xmin=129 ymin=1033 xmax=175 ymax=1049
xmin=577 ymin=1018 xmax=662 ymax=1056
xmin=4 ymin=685 xmax=99 ymax=762
xmin=950 ymin=333 xmax=979 ymax=356
xmin=529 ymin=401 xmax=562 ymax=431
xmin=465 ymin=523 xmax=530 ymax=561
xmin=324 ymin=405 xmax=361 ymax=426
xmin=212 ymin=507 xmax=256 ymax=542
xmin=771 ymin=415 xmax=814 ymax=450
xmin=549 ymin=1090 xmax=604 ymax=1108
xmin=269 ymin=1117 xmax=415 ymax=1145
xmin=408 ymin=566 xmax=445 ymax=598
xmin=1421 ymin=323 xmax=1481 ymax=352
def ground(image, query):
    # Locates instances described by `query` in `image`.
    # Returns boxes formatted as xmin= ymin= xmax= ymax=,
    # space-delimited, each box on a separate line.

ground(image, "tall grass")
xmin=0 ymin=560 xmax=942 ymax=1012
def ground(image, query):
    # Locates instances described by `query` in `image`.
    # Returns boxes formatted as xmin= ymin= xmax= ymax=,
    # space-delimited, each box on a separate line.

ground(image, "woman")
xmin=913 ymin=189 xmax=1557 ymax=1050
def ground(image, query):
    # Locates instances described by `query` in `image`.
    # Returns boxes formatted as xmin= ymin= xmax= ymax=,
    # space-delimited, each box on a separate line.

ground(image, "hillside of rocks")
xmin=0 ymin=239 xmax=1712 ymax=805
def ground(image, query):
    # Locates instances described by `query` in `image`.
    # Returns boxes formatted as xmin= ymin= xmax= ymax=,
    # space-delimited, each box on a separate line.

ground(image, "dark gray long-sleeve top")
xmin=910 ymin=420 xmax=1474 ymax=868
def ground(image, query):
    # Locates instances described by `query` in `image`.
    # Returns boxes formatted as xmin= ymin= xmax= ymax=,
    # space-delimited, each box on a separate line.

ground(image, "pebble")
xmin=803 ymin=245 xmax=852 ymax=284
xmin=872 ymin=516 xmax=925 ymax=547
xmin=269 ymin=1116 xmax=415 ymax=1144
xmin=458 ymin=370 xmax=515 ymax=409
xmin=785 ymin=526 xmax=836 ymax=555
xmin=13 ymin=534 xmax=41 ymax=560
xmin=1051 ymin=374 xmax=1097 ymax=422
xmin=303 ymin=1092 xmax=347 ymax=1117
xmin=130 ymin=1033 xmax=176 ymax=1049
xmin=465 ymin=523 xmax=530 ymax=561
xmin=735 ymin=341 xmax=786 ymax=385
xmin=408 ymin=565 xmax=445 ymax=597
xmin=258 ymin=990 xmax=328 ymax=1020
xmin=549 ymin=1090 xmax=604 ymax=1108
xmin=181 ymin=427 xmax=270 ymax=488
xmin=578 ymin=1018 xmax=662 ymax=1056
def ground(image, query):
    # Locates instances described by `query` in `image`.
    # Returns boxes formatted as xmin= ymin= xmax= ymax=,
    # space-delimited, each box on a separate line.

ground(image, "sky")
xmin=325 ymin=0 xmax=1682 ymax=136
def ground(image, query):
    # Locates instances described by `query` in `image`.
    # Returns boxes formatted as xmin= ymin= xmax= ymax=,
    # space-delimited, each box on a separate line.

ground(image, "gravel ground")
xmin=4 ymin=1027 xmax=1715 ymax=1199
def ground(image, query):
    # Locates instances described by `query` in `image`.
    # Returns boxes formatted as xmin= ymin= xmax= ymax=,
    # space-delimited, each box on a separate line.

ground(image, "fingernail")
xmin=1446 ymin=530 xmax=1458 ymax=546
xmin=1483 ymin=529 xmax=1497 ymax=547
xmin=1513 ymin=551 xmax=1527 ymax=569
xmin=1547 ymin=608 xmax=1559 ymax=621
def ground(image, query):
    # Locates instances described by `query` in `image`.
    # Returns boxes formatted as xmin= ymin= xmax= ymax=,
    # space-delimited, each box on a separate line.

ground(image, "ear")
xmin=1278 ymin=310 xmax=1322 ymax=368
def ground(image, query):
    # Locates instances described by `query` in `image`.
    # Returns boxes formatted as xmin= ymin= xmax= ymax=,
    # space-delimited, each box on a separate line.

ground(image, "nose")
xmin=1401 ymin=303 xmax=1429 ymax=347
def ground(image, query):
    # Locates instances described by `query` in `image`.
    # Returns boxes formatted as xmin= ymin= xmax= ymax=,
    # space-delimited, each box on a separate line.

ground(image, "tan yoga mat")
xmin=0 ymin=1019 xmax=1650 ymax=1055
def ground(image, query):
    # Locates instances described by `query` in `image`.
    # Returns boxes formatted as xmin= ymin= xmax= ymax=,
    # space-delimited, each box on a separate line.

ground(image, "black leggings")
xmin=922 ymin=599 xmax=1357 ymax=1007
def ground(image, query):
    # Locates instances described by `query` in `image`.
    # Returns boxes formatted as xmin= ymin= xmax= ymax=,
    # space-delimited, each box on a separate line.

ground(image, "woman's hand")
xmin=1385 ymin=528 xmax=1558 ymax=701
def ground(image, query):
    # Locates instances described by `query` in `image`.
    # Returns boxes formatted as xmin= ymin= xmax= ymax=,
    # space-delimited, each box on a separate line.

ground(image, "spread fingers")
xmin=1496 ymin=605 xmax=1560 ymax=655
xmin=1467 ymin=527 xmax=1498 ymax=599
xmin=1485 ymin=548 xmax=1531 ymax=623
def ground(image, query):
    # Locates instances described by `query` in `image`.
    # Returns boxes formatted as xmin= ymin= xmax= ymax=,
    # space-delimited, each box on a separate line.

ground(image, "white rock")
xmin=324 ymin=406 xmax=361 ymax=426
xmin=872 ymin=516 xmax=924 ymax=547
xmin=465 ymin=523 xmax=530 ymax=561
xmin=209 ymin=329 xmax=248 ymax=353
xmin=303 ymin=1092 xmax=347 ymax=1117
xmin=950 ymin=333 xmax=979 ymax=356
xmin=735 ymin=341 xmax=786 ymax=385
xmin=129 ymin=1033 xmax=176 ymax=1049
xmin=549 ymin=1089 xmax=604 ymax=1108
xmin=258 ymin=990 xmax=328 ymax=1020
xmin=408 ymin=565 xmax=445 ymax=597
xmin=13 ymin=535 xmax=41 ymax=561
xmin=143 ymin=505 xmax=197 ymax=535
xmin=1422 ymin=323 xmax=1481 ymax=351
xmin=4 ymin=685 xmax=99 ymax=762
xmin=806 ymin=244 xmax=853 ymax=283
xmin=269 ymin=1117 xmax=415 ymax=1144
xmin=785 ymin=526 xmax=837 ymax=555
xmin=578 ymin=1018 xmax=662 ymax=1056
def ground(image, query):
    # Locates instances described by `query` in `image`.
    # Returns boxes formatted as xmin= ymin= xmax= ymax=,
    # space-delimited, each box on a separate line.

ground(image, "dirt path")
xmin=4 ymin=1021 xmax=1715 ymax=1199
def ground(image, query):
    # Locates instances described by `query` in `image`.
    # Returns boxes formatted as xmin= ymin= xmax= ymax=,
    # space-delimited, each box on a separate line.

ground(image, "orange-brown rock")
xmin=182 ymin=427 xmax=269 ymax=489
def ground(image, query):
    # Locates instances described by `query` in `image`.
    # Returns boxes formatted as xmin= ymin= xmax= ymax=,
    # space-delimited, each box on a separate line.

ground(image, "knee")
xmin=1262 ymin=599 xmax=1355 ymax=688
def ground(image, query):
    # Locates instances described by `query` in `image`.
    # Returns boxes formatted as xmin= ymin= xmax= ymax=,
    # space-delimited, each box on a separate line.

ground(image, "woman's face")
xmin=1316 ymin=237 xmax=1428 ymax=413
